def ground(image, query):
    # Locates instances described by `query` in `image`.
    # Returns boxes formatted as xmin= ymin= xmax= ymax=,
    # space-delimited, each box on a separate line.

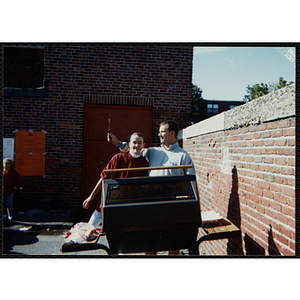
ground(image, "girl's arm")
xmin=82 ymin=177 xmax=103 ymax=209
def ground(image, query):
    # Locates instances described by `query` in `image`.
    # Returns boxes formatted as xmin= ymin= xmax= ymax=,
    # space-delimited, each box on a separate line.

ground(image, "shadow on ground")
xmin=3 ymin=227 xmax=39 ymax=255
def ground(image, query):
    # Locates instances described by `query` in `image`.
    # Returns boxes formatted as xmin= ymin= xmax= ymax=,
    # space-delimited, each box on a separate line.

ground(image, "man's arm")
xmin=182 ymin=154 xmax=195 ymax=175
xmin=107 ymin=132 xmax=148 ymax=160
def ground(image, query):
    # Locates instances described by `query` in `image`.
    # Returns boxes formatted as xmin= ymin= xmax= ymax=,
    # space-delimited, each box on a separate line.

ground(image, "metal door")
xmin=81 ymin=104 xmax=153 ymax=219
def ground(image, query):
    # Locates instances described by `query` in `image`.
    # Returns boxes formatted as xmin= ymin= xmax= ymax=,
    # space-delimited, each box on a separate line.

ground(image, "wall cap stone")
xmin=181 ymin=112 xmax=225 ymax=139
xmin=224 ymin=83 xmax=295 ymax=130
xmin=181 ymin=84 xmax=295 ymax=139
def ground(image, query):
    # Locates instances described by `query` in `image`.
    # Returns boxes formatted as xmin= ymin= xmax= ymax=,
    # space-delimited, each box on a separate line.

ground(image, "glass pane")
xmin=207 ymin=104 xmax=212 ymax=113
xmin=107 ymin=180 xmax=195 ymax=204
xmin=213 ymin=104 xmax=219 ymax=113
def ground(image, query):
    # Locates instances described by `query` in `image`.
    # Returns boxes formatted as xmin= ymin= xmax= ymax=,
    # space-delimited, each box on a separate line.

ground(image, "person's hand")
xmin=82 ymin=196 xmax=92 ymax=209
xmin=107 ymin=132 xmax=119 ymax=146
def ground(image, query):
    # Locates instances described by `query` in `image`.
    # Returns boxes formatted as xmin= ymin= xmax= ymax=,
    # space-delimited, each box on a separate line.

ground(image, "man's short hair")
xmin=160 ymin=121 xmax=179 ymax=138
xmin=122 ymin=132 xmax=145 ymax=153
xmin=130 ymin=132 xmax=145 ymax=142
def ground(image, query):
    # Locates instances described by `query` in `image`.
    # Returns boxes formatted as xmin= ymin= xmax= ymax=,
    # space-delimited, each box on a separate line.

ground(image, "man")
xmin=83 ymin=132 xmax=148 ymax=228
xmin=109 ymin=121 xmax=195 ymax=176
xmin=108 ymin=121 xmax=195 ymax=255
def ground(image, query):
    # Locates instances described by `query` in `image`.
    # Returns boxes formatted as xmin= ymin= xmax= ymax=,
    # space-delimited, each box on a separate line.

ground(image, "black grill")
xmin=102 ymin=174 xmax=201 ymax=254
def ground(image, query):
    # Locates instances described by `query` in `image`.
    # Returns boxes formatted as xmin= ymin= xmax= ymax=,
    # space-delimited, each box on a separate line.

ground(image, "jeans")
xmin=88 ymin=210 xmax=102 ymax=227
xmin=4 ymin=193 xmax=14 ymax=221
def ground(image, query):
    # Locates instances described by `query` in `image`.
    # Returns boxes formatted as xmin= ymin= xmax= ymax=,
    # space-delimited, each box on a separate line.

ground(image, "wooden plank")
xmin=202 ymin=218 xmax=231 ymax=228
xmin=204 ymin=227 xmax=217 ymax=234
xmin=212 ymin=226 xmax=228 ymax=233
xmin=223 ymin=218 xmax=240 ymax=232
xmin=104 ymin=165 xmax=193 ymax=175
xmin=202 ymin=217 xmax=240 ymax=236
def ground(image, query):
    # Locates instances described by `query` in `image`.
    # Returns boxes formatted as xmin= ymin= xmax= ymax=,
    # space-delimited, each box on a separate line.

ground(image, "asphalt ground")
xmin=3 ymin=222 xmax=111 ymax=256
xmin=2 ymin=209 xmax=192 ymax=257
xmin=3 ymin=222 xmax=193 ymax=256
xmin=2 ymin=209 xmax=109 ymax=256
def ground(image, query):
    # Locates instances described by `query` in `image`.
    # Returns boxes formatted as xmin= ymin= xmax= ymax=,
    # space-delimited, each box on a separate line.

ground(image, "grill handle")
xmin=104 ymin=164 xmax=193 ymax=179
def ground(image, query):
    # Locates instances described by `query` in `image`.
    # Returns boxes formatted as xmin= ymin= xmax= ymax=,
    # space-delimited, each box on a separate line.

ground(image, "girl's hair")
xmin=122 ymin=132 xmax=144 ymax=153
xmin=3 ymin=158 xmax=14 ymax=168
xmin=3 ymin=158 xmax=13 ymax=164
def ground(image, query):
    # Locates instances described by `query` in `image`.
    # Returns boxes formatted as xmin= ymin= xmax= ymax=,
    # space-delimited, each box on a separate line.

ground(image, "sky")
xmin=192 ymin=46 xmax=296 ymax=101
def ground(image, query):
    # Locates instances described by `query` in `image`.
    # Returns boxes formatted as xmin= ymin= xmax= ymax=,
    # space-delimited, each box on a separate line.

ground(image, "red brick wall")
xmin=184 ymin=116 xmax=295 ymax=256
xmin=3 ymin=44 xmax=193 ymax=210
xmin=43 ymin=45 xmax=193 ymax=144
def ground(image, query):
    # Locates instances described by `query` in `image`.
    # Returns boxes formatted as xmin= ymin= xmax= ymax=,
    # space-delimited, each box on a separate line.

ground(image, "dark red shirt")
xmin=96 ymin=152 xmax=148 ymax=212
xmin=3 ymin=168 xmax=22 ymax=196
xmin=100 ymin=152 xmax=149 ymax=179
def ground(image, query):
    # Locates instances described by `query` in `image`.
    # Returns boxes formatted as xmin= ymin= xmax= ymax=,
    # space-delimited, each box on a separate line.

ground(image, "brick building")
xmin=2 ymin=44 xmax=194 ymax=216
xmin=204 ymin=99 xmax=245 ymax=120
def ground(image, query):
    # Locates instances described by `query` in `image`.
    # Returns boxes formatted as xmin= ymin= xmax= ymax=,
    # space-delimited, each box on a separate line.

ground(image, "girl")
xmin=3 ymin=158 xmax=22 ymax=222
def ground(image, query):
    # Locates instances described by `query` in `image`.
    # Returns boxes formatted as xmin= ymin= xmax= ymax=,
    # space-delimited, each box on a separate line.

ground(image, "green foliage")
xmin=243 ymin=83 xmax=269 ymax=102
xmin=243 ymin=77 xmax=294 ymax=102
xmin=268 ymin=77 xmax=294 ymax=93
xmin=191 ymin=84 xmax=205 ymax=124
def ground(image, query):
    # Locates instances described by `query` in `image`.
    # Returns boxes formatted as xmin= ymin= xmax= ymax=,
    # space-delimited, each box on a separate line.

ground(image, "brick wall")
xmin=183 ymin=84 xmax=295 ymax=256
xmin=43 ymin=45 xmax=193 ymax=144
xmin=3 ymin=44 xmax=193 ymax=210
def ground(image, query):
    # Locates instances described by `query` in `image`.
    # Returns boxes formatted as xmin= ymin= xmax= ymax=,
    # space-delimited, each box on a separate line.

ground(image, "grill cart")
xmin=61 ymin=165 xmax=240 ymax=255
xmin=102 ymin=170 xmax=201 ymax=254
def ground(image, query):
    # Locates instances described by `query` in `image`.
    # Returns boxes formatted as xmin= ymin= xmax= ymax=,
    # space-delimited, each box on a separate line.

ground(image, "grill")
xmin=102 ymin=170 xmax=201 ymax=254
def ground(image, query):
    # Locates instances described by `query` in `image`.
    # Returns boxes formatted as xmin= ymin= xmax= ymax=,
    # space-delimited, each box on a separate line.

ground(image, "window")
xmin=4 ymin=46 xmax=44 ymax=88
xmin=207 ymin=104 xmax=219 ymax=114
xmin=207 ymin=104 xmax=212 ymax=113
xmin=4 ymin=46 xmax=47 ymax=98
xmin=230 ymin=105 xmax=237 ymax=109
xmin=213 ymin=104 xmax=219 ymax=113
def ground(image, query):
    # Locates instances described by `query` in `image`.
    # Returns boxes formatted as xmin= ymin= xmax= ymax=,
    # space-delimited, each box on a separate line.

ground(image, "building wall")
xmin=3 ymin=44 xmax=193 ymax=210
xmin=204 ymin=99 xmax=245 ymax=120
xmin=183 ymin=84 xmax=295 ymax=255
